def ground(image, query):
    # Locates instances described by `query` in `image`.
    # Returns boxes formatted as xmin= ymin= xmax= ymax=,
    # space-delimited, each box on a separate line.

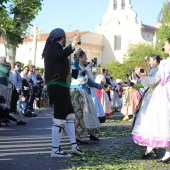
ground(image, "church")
xmin=0 ymin=0 xmax=160 ymax=67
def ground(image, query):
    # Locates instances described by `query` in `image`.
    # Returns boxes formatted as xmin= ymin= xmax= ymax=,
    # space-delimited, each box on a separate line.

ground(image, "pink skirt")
xmin=96 ymin=89 xmax=112 ymax=116
xmin=121 ymin=89 xmax=141 ymax=116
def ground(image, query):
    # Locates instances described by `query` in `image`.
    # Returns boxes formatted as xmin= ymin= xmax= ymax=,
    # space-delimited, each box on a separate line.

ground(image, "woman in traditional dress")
xmin=70 ymin=49 xmax=103 ymax=143
xmin=84 ymin=62 xmax=106 ymax=123
xmin=131 ymin=38 xmax=170 ymax=163
xmin=110 ymin=78 xmax=122 ymax=112
xmin=131 ymin=55 xmax=161 ymax=159
xmin=95 ymin=69 xmax=113 ymax=116
xmin=121 ymin=72 xmax=142 ymax=121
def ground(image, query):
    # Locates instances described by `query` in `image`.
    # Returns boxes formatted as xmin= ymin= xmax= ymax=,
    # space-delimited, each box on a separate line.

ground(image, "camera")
xmin=140 ymin=69 xmax=145 ymax=73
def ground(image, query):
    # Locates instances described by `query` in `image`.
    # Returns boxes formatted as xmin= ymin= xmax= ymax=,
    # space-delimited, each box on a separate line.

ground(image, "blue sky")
xmin=31 ymin=0 xmax=165 ymax=34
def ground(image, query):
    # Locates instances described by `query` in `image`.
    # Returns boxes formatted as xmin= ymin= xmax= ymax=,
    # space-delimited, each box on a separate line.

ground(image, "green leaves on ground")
xmin=65 ymin=125 xmax=169 ymax=170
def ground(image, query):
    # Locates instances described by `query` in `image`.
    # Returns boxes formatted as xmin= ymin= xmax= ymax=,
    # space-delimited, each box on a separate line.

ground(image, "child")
xmin=18 ymin=94 xmax=37 ymax=117
xmin=0 ymin=95 xmax=26 ymax=126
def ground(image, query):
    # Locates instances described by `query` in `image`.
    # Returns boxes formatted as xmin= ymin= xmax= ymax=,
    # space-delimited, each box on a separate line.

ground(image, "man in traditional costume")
xmin=43 ymin=28 xmax=84 ymax=157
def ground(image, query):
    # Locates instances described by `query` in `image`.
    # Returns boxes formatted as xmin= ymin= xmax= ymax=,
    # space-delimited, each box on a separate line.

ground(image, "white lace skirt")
xmin=90 ymin=88 xmax=105 ymax=118
xmin=110 ymin=90 xmax=122 ymax=108
xmin=132 ymin=82 xmax=170 ymax=147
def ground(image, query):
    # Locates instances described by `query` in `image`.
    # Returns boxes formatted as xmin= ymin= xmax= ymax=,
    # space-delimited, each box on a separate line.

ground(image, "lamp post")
xmin=30 ymin=24 xmax=41 ymax=65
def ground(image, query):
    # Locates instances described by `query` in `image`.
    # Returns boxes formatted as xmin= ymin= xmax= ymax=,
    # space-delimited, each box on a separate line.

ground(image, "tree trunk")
xmin=5 ymin=42 xmax=16 ymax=68
xmin=1 ymin=32 xmax=16 ymax=68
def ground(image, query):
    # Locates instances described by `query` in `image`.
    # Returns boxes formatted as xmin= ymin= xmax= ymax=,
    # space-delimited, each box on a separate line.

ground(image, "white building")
xmin=0 ymin=0 xmax=159 ymax=67
xmin=96 ymin=0 xmax=159 ymax=63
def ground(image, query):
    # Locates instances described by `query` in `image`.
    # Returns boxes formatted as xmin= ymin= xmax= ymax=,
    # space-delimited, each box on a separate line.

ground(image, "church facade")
xmin=0 ymin=0 xmax=159 ymax=67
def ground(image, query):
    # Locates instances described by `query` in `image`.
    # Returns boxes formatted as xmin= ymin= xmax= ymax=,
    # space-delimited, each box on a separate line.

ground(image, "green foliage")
xmin=126 ymin=43 xmax=157 ymax=61
xmin=64 ymin=125 xmax=168 ymax=170
xmin=103 ymin=59 xmax=147 ymax=81
xmin=157 ymin=2 xmax=170 ymax=44
xmin=126 ymin=41 xmax=167 ymax=60
xmin=36 ymin=66 xmax=44 ymax=75
xmin=103 ymin=41 xmax=167 ymax=80
xmin=0 ymin=0 xmax=43 ymax=46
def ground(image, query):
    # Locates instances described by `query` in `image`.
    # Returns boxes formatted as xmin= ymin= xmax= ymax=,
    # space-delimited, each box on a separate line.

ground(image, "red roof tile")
xmin=142 ymin=24 xmax=159 ymax=33
xmin=0 ymin=30 xmax=89 ymax=44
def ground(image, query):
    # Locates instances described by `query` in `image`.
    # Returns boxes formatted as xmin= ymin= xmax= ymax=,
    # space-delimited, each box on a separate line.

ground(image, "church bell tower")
xmin=109 ymin=0 xmax=132 ymax=11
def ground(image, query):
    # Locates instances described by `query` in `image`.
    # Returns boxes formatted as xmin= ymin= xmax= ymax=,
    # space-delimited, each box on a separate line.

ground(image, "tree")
xmin=157 ymin=1 xmax=170 ymax=44
xmin=125 ymin=42 xmax=160 ymax=61
xmin=103 ymin=58 xmax=148 ymax=81
xmin=103 ymin=42 xmax=164 ymax=80
xmin=0 ymin=0 xmax=43 ymax=66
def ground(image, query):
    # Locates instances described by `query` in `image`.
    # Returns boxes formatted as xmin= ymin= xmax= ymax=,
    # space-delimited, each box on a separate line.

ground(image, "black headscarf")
xmin=42 ymin=28 xmax=66 ymax=59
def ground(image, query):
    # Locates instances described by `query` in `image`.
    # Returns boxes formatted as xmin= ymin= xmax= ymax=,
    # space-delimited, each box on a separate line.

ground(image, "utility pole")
xmin=30 ymin=24 xmax=41 ymax=65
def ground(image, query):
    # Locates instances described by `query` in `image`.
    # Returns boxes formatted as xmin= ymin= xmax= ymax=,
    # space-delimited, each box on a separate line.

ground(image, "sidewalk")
xmin=0 ymin=107 xmax=63 ymax=170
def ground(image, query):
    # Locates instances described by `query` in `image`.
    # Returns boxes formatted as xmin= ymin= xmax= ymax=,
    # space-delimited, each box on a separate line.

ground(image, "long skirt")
xmin=110 ymin=90 xmax=122 ymax=108
xmin=90 ymin=88 xmax=106 ymax=123
xmin=70 ymin=89 xmax=100 ymax=137
xmin=96 ymin=89 xmax=112 ymax=116
xmin=121 ymin=88 xmax=141 ymax=116
xmin=132 ymin=81 xmax=170 ymax=147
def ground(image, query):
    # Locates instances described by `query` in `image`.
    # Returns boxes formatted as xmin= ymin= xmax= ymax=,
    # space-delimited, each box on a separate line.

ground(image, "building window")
xmin=114 ymin=0 xmax=117 ymax=10
xmin=121 ymin=0 xmax=125 ymax=9
xmin=114 ymin=35 xmax=121 ymax=51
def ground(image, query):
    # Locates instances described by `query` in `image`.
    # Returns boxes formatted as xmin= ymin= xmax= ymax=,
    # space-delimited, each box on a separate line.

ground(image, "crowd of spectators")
xmin=0 ymin=56 xmax=48 ymax=127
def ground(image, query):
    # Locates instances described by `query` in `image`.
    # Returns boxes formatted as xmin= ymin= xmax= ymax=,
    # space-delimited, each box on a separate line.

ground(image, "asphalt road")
xmin=0 ymin=108 xmax=73 ymax=170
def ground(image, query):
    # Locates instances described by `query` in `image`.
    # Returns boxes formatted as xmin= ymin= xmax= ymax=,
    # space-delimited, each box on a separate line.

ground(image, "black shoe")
xmin=24 ymin=113 xmax=32 ymax=117
xmin=76 ymin=138 xmax=89 ymax=144
xmin=17 ymin=120 xmax=26 ymax=125
xmin=142 ymin=149 xmax=157 ymax=159
xmin=89 ymin=135 xmax=100 ymax=141
xmin=32 ymin=113 xmax=37 ymax=117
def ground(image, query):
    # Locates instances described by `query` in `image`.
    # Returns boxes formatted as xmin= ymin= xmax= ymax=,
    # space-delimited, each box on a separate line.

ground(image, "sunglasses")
xmin=6 ymin=65 xmax=11 ymax=68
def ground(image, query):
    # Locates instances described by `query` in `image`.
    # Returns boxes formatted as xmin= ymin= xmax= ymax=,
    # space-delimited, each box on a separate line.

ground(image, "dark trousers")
xmin=37 ymin=91 xmax=42 ymax=108
xmin=0 ymin=107 xmax=17 ymax=122
xmin=27 ymin=86 xmax=37 ymax=109
xmin=28 ymin=93 xmax=35 ymax=110
xmin=10 ymin=87 xmax=19 ymax=112
xmin=47 ymin=84 xmax=74 ymax=120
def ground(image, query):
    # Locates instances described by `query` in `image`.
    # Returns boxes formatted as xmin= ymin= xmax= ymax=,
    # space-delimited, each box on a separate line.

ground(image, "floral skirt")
xmin=121 ymin=88 xmax=141 ymax=116
xmin=70 ymin=89 xmax=100 ymax=137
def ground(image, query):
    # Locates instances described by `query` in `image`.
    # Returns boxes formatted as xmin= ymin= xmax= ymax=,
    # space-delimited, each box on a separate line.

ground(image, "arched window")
xmin=121 ymin=0 xmax=125 ymax=9
xmin=114 ymin=0 xmax=117 ymax=10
